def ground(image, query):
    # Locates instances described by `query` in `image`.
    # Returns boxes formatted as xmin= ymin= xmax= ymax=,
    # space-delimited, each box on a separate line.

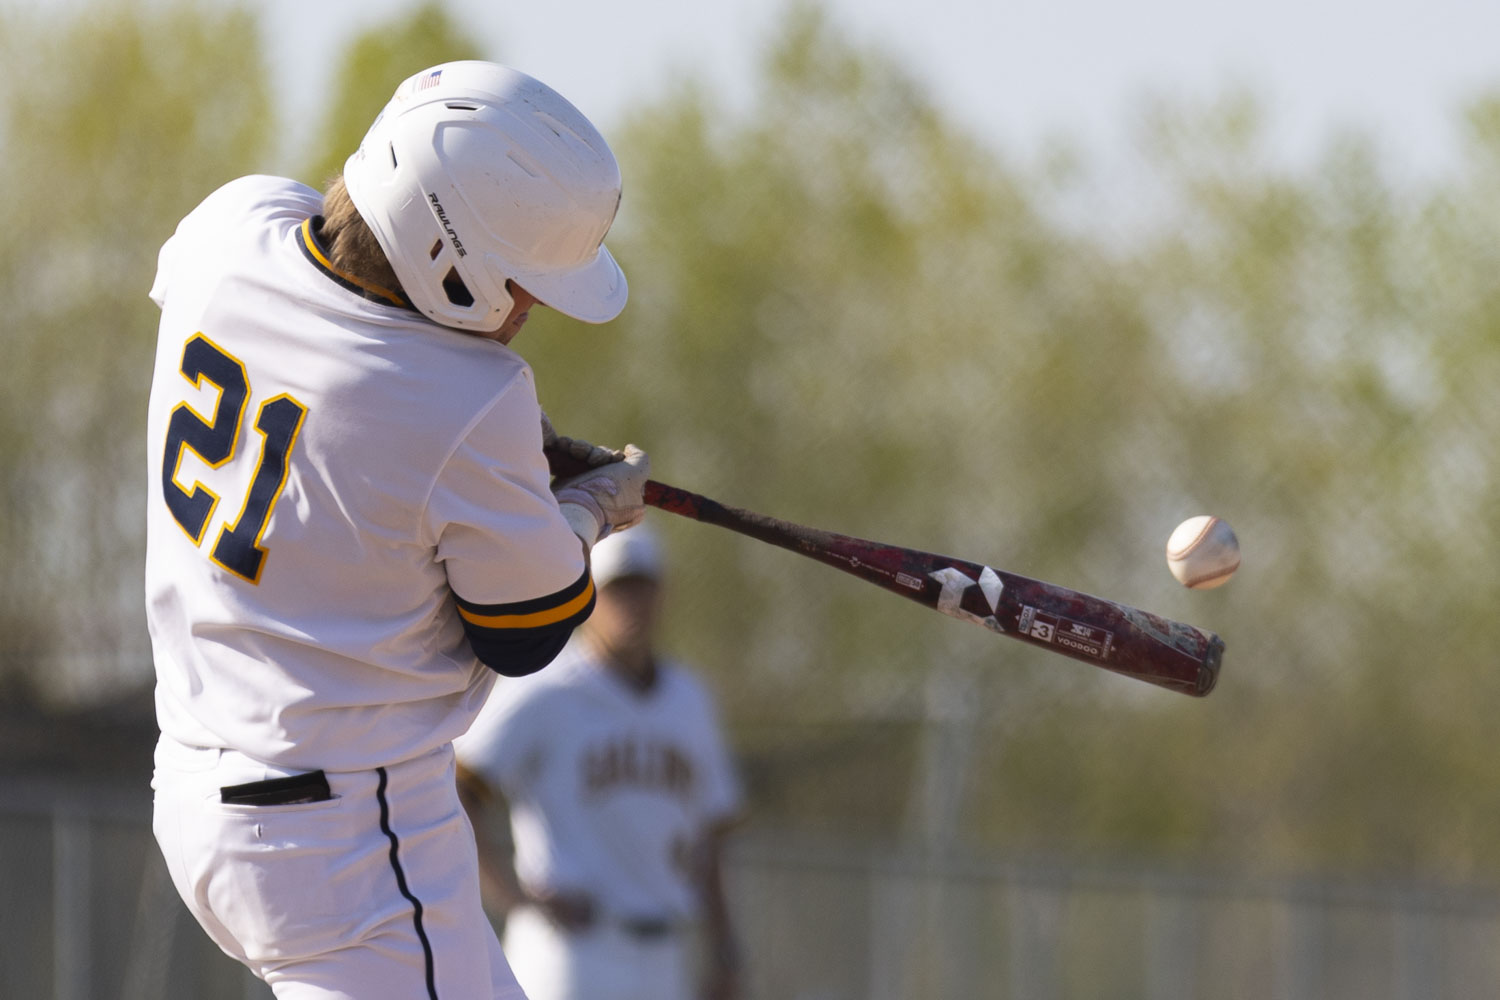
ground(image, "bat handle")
xmin=544 ymin=445 xmax=676 ymax=512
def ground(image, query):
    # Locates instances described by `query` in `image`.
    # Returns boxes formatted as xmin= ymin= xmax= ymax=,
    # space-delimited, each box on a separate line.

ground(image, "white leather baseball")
xmin=1166 ymin=516 xmax=1240 ymax=589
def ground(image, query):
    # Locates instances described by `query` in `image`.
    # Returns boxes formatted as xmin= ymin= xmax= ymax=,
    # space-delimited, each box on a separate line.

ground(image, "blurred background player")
xmin=146 ymin=61 xmax=648 ymax=998
xmin=457 ymin=522 xmax=745 ymax=1000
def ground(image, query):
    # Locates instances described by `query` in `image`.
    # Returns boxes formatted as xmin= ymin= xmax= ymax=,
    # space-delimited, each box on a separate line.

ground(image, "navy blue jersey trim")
xmin=297 ymin=216 xmax=417 ymax=312
xmin=470 ymin=624 xmax=586 ymax=678
xmin=454 ymin=567 xmax=595 ymax=624
xmin=376 ymin=766 xmax=439 ymax=999
xmin=455 ymin=569 xmax=595 ymax=677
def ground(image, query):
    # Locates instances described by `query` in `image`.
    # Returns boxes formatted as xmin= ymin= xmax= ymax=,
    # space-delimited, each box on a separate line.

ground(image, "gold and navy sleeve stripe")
xmin=296 ymin=217 xmax=417 ymax=311
xmin=454 ymin=569 xmax=595 ymax=676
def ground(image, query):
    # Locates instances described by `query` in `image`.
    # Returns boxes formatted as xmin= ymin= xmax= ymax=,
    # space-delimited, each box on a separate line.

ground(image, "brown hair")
xmin=319 ymin=175 xmax=404 ymax=296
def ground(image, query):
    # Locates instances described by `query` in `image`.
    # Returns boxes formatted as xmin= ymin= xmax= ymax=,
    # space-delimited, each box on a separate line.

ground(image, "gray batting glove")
xmin=540 ymin=410 xmax=624 ymax=467
xmin=553 ymin=444 xmax=650 ymax=544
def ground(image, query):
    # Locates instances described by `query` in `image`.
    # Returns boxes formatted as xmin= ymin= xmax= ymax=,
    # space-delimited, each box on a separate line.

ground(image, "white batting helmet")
xmin=342 ymin=61 xmax=627 ymax=331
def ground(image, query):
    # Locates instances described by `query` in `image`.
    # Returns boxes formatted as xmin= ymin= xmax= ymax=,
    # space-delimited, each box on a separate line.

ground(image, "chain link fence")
xmin=7 ymin=775 xmax=1500 ymax=1000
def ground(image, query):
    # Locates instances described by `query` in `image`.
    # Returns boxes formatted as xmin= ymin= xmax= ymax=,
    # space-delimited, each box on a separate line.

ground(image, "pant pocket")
xmin=203 ymin=795 xmax=384 ymax=962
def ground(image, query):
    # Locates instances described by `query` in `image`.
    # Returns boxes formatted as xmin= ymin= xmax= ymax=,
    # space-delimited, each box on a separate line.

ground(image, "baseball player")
xmin=456 ymin=523 xmax=745 ymax=1000
xmin=145 ymin=61 xmax=649 ymax=999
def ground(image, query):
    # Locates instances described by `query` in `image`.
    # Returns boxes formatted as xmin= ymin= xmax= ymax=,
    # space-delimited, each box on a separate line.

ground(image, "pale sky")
xmin=254 ymin=0 xmax=1500 ymax=179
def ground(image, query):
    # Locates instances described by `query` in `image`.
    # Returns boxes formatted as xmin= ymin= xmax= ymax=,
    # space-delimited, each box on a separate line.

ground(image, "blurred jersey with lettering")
xmin=145 ymin=175 xmax=592 ymax=771
xmin=455 ymin=640 xmax=743 ymax=921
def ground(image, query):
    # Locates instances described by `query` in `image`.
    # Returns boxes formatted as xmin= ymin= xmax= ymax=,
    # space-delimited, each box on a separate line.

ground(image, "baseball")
xmin=1165 ymin=515 xmax=1240 ymax=589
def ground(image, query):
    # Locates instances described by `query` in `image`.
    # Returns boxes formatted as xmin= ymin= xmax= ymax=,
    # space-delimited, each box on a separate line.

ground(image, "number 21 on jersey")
xmin=161 ymin=334 xmax=307 ymax=584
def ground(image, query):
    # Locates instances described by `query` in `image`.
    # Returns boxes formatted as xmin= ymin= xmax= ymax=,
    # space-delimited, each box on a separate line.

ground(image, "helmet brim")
xmin=514 ymin=243 xmax=628 ymax=325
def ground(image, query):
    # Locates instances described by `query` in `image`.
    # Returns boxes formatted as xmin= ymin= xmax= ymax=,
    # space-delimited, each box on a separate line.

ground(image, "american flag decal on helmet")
xmin=416 ymin=69 xmax=442 ymax=91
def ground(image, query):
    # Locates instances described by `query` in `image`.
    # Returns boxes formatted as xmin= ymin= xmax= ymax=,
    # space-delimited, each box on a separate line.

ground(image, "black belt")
xmin=616 ymin=916 xmax=680 ymax=940
xmin=220 ymin=770 xmax=333 ymax=806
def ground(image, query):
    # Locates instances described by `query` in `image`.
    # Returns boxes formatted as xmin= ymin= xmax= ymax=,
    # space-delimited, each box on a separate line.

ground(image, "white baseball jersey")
xmin=145 ymin=175 xmax=594 ymax=772
xmin=455 ymin=639 xmax=742 ymax=922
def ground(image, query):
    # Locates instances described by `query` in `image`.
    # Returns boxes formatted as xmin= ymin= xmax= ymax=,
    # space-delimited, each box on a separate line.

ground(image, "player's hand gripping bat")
xmin=548 ymin=449 xmax=1223 ymax=697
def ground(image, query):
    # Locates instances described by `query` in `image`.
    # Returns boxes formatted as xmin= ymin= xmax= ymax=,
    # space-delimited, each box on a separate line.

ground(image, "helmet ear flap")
xmin=416 ymin=234 xmax=471 ymax=308
xmin=441 ymin=267 xmax=475 ymax=308
xmin=418 ymin=234 xmax=484 ymax=310
xmin=427 ymin=237 xmax=512 ymax=318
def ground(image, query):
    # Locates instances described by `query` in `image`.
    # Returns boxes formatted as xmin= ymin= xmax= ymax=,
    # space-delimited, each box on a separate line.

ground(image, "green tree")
xmin=300 ymin=1 xmax=483 ymax=186
xmin=521 ymin=5 xmax=1500 ymax=883
xmin=964 ymin=91 xmax=1500 ymax=879
xmin=524 ymin=5 xmax=1150 ymax=725
xmin=0 ymin=2 xmax=271 ymax=702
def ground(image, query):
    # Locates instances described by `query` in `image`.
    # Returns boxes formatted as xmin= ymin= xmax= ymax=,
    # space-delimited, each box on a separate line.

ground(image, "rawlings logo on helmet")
xmin=428 ymin=193 xmax=467 ymax=258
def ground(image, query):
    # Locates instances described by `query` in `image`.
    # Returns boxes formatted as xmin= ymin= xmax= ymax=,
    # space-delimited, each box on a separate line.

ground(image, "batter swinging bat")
xmin=549 ymin=450 xmax=1223 ymax=697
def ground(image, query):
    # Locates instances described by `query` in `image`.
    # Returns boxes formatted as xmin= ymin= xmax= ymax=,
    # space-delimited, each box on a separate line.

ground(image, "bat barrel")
xmin=993 ymin=571 xmax=1225 ymax=697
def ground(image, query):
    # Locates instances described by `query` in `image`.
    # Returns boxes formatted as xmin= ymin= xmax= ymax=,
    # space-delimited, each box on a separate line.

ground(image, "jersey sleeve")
xmin=429 ymin=369 xmax=594 ymax=677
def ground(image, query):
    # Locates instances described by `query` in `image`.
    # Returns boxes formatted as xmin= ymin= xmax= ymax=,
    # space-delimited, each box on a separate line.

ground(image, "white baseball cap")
xmin=590 ymin=522 xmax=664 ymax=587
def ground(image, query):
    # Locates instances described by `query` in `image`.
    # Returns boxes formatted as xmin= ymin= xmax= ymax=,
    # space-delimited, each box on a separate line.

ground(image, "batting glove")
xmin=540 ymin=411 xmax=624 ymax=469
xmin=553 ymin=444 xmax=650 ymax=546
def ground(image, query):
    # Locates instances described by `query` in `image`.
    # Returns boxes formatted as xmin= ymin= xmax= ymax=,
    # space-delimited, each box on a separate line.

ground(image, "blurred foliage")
xmin=530 ymin=6 xmax=1150 ymax=723
xmin=3 ymin=0 xmax=1500 ymax=886
xmin=300 ymin=1 xmax=483 ymax=186
xmin=525 ymin=7 xmax=1500 ymax=882
xmin=0 ymin=1 xmax=270 ymax=699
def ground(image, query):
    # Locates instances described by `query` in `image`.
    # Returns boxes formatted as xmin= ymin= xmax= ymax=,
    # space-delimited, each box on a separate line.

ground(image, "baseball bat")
xmin=549 ymin=450 xmax=1223 ymax=697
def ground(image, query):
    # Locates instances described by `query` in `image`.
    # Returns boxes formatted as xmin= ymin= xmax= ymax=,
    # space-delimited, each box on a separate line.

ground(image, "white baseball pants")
xmin=151 ymin=735 xmax=526 ymax=999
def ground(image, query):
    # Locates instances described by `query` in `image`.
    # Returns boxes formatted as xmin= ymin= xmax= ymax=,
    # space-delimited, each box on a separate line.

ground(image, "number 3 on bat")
xmin=161 ymin=334 xmax=307 ymax=583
